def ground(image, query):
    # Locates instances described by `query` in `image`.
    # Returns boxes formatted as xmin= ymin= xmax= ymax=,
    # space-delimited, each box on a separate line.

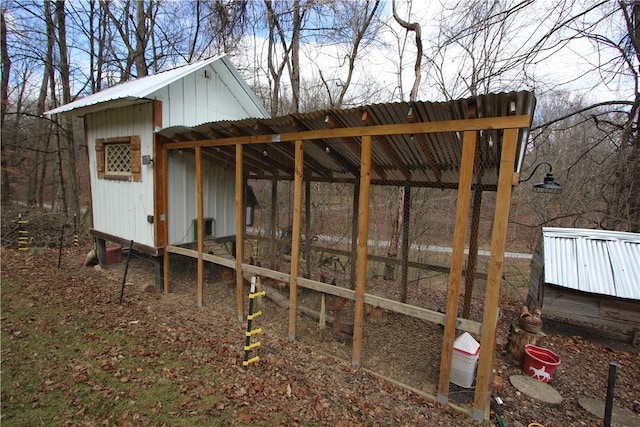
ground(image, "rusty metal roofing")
xmin=157 ymin=91 xmax=536 ymax=189
xmin=542 ymin=227 xmax=640 ymax=300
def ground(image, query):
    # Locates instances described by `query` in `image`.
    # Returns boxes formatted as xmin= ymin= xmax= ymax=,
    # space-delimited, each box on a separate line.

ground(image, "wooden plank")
xmin=153 ymin=103 xmax=166 ymax=248
xmin=235 ymin=144 xmax=245 ymax=322
xmin=243 ymin=264 xmax=290 ymax=283
xmin=352 ymin=135 xmax=372 ymax=367
xmin=437 ymin=130 xmax=477 ymax=402
xmin=196 ymin=146 xmax=204 ymax=308
xmin=166 ymin=245 xmax=196 ymax=257
xmin=165 ymin=115 xmax=532 ymax=149
xmin=288 ymin=140 xmax=304 ymax=341
xmin=295 ymin=277 xmax=482 ymax=334
xmin=600 ymin=299 xmax=640 ymax=324
xmin=472 ymin=128 xmax=519 ymax=421
xmin=247 ymin=234 xmax=489 ymax=279
xmin=202 ymin=253 xmax=236 ymax=269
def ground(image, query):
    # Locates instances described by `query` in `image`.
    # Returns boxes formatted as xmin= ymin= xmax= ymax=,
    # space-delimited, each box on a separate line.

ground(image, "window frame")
xmin=95 ymin=136 xmax=142 ymax=182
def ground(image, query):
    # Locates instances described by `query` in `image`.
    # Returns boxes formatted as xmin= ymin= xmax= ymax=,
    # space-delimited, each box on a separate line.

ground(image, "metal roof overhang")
xmin=156 ymin=91 xmax=535 ymax=190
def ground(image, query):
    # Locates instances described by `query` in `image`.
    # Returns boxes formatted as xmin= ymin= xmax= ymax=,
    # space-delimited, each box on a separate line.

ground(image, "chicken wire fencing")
xmin=241 ymin=138 xmax=531 ymax=329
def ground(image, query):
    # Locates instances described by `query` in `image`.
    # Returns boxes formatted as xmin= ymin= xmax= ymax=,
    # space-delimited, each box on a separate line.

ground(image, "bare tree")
xmin=313 ymin=0 xmax=382 ymax=109
xmin=391 ymin=0 xmax=422 ymax=101
xmin=383 ymin=0 xmax=423 ymax=286
xmin=1 ymin=10 xmax=11 ymax=202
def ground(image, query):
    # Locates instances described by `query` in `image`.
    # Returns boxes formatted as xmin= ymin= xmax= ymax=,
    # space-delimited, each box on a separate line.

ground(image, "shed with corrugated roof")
xmin=528 ymin=227 xmax=640 ymax=342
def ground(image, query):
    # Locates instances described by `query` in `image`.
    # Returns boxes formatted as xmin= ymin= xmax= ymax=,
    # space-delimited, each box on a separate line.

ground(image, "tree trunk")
xmin=1 ymin=11 xmax=11 ymax=203
xmin=56 ymin=0 xmax=79 ymax=215
xmin=290 ymin=0 xmax=301 ymax=113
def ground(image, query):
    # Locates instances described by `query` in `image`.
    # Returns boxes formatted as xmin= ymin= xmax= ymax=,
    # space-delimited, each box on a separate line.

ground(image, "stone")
xmin=509 ymin=375 xmax=562 ymax=404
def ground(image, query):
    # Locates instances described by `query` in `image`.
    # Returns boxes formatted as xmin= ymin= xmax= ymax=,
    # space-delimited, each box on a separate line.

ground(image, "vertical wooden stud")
xmin=472 ymin=128 xmax=519 ymax=421
xmin=288 ymin=140 xmax=304 ymax=341
xmin=437 ymin=130 xmax=477 ymax=403
xmin=196 ymin=146 xmax=204 ymax=307
xmin=161 ymin=144 xmax=170 ymax=293
xmin=236 ymin=143 xmax=245 ymax=322
xmin=352 ymin=135 xmax=372 ymax=366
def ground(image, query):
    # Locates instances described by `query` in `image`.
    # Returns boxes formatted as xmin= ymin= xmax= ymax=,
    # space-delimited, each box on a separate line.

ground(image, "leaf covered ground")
xmin=1 ymin=246 xmax=474 ymax=426
xmin=2 ymin=245 xmax=639 ymax=426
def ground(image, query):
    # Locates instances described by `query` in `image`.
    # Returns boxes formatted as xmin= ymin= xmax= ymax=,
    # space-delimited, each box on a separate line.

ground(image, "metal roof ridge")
xmin=44 ymin=54 xmax=227 ymax=116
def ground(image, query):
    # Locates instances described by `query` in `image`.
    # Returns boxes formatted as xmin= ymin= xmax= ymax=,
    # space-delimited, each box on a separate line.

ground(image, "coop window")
xmin=95 ymin=136 xmax=142 ymax=182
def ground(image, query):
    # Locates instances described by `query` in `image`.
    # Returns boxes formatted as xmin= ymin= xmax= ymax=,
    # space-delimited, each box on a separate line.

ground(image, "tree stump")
xmin=506 ymin=322 xmax=546 ymax=366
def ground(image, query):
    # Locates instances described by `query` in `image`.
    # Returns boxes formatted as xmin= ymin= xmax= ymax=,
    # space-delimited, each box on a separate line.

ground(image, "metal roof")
xmin=45 ymin=55 xmax=268 ymax=118
xmin=157 ymin=91 xmax=536 ymax=189
xmin=542 ymin=227 xmax=640 ymax=300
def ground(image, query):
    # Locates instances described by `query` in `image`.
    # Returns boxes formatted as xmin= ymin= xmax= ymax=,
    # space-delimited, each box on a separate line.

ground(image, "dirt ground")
xmin=6 ymin=244 xmax=638 ymax=426
xmin=88 ymin=246 xmax=640 ymax=427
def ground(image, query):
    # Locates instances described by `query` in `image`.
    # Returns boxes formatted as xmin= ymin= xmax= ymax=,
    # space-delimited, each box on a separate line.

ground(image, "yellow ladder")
xmin=17 ymin=214 xmax=30 ymax=251
xmin=243 ymin=276 xmax=265 ymax=367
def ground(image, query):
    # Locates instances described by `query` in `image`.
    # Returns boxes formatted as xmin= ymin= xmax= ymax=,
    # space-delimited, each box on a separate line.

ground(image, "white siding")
xmin=167 ymin=151 xmax=236 ymax=245
xmin=154 ymin=64 xmax=264 ymax=128
xmin=85 ymin=103 xmax=155 ymax=246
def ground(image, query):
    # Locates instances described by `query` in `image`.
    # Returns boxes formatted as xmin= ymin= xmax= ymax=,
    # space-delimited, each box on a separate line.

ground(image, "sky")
xmin=235 ymin=0 xmax=632 ymax=107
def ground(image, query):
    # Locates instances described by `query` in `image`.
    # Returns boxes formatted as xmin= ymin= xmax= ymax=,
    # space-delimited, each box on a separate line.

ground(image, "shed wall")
xmin=85 ymin=103 xmax=155 ymax=246
xmin=153 ymin=64 xmax=264 ymax=128
xmin=167 ymin=150 xmax=236 ymax=245
xmin=542 ymin=285 xmax=640 ymax=331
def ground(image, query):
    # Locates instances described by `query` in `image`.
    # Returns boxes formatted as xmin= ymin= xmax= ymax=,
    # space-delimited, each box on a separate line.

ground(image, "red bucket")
xmin=523 ymin=344 xmax=561 ymax=383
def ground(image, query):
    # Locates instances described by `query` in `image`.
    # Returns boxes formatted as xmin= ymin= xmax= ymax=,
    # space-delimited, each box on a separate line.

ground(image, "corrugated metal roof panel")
xmin=542 ymin=227 xmax=640 ymax=300
xmin=158 ymin=91 xmax=535 ymax=189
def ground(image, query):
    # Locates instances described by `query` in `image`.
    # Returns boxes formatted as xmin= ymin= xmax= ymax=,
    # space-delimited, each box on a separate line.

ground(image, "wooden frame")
xmin=158 ymin=110 xmax=531 ymax=423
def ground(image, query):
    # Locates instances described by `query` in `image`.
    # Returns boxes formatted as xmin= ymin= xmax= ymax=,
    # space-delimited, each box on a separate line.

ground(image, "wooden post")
xmin=196 ymin=146 xmax=204 ymax=308
xmin=235 ymin=144 xmax=245 ymax=322
xmin=305 ymin=179 xmax=312 ymax=278
xmin=462 ymin=187 xmax=482 ymax=318
xmin=472 ymin=128 xmax=519 ymax=421
xmin=400 ymin=185 xmax=411 ymax=303
xmin=288 ymin=140 xmax=304 ymax=341
xmin=269 ymin=175 xmax=278 ymax=268
xmin=350 ymin=183 xmax=359 ymax=289
xmin=162 ymin=145 xmax=170 ymax=294
xmin=352 ymin=135 xmax=372 ymax=367
xmin=437 ymin=130 xmax=477 ymax=404
xmin=152 ymin=100 xmax=165 ymax=250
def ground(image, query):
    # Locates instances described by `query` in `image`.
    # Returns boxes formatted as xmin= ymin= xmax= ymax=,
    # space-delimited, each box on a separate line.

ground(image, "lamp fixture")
xmin=520 ymin=162 xmax=561 ymax=193
xmin=142 ymin=155 xmax=153 ymax=166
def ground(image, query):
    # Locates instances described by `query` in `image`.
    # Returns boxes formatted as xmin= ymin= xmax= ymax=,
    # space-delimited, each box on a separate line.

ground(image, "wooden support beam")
xmin=288 ymin=140 xmax=304 ymax=341
xmin=269 ymin=175 xmax=278 ymax=269
xmin=196 ymin=146 xmax=204 ymax=308
xmin=362 ymin=110 xmax=411 ymax=181
xmin=472 ymin=128 xmax=519 ymax=422
xmin=352 ymin=135 xmax=372 ymax=367
xmin=400 ymin=185 xmax=411 ymax=303
xmin=235 ymin=144 xmax=245 ymax=322
xmin=462 ymin=187 xmax=483 ymax=318
xmin=164 ymin=115 xmax=531 ymax=150
xmin=162 ymin=143 xmax=170 ymax=294
xmin=305 ymin=180 xmax=312 ymax=279
xmin=437 ymin=130 xmax=477 ymax=403
xmin=350 ymin=183 xmax=359 ymax=289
